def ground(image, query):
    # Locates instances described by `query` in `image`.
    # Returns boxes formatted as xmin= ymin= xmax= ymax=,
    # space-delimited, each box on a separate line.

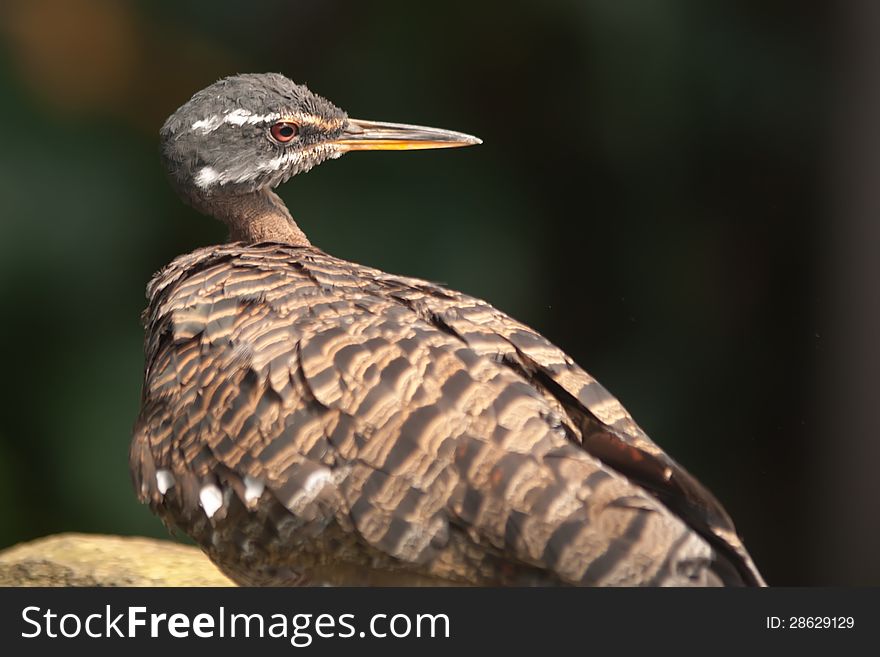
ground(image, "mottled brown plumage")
xmin=131 ymin=74 xmax=764 ymax=586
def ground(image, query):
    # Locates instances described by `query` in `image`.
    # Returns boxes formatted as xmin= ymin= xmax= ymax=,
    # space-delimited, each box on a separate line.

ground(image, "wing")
xmin=131 ymin=244 xmax=760 ymax=586
xmin=383 ymin=274 xmax=765 ymax=586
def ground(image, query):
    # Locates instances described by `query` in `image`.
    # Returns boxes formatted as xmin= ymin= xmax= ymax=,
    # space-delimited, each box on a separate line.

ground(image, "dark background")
xmin=0 ymin=0 xmax=876 ymax=586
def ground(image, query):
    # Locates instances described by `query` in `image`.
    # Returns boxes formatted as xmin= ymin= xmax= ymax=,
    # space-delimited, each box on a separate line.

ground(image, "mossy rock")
xmin=0 ymin=533 xmax=235 ymax=586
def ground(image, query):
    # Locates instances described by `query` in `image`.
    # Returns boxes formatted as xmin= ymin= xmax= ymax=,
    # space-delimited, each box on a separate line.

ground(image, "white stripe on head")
xmin=225 ymin=152 xmax=302 ymax=185
xmin=191 ymin=115 xmax=223 ymax=133
xmin=194 ymin=166 xmax=221 ymax=189
xmin=192 ymin=144 xmax=335 ymax=190
xmin=223 ymin=108 xmax=281 ymax=126
xmin=192 ymin=109 xmax=282 ymax=134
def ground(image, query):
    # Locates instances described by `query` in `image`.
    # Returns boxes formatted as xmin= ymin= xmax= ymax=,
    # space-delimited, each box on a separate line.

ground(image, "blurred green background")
xmin=1 ymin=0 xmax=876 ymax=585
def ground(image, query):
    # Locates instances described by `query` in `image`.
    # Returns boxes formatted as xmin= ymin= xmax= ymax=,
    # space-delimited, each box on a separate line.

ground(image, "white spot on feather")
xmin=391 ymin=516 xmax=447 ymax=560
xmin=199 ymin=483 xmax=224 ymax=518
xmin=244 ymin=475 xmax=265 ymax=504
xmin=284 ymin=468 xmax=336 ymax=514
xmin=305 ymin=468 xmax=334 ymax=490
xmin=194 ymin=166 xmax=220 ymax=189
xmin=156 ymin=469 xmax=175 ymax=495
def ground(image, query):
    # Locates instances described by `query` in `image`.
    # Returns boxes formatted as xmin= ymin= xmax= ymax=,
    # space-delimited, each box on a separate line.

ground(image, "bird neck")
xmin=193 ymin=188 xmax=311 ymax=246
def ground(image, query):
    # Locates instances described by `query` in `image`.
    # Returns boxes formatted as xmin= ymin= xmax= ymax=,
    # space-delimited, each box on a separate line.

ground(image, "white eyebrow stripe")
xmin=191 ymin=110 xmax=282 ymax=134
xmin=191 ymin=114 xmax=223 ymax=132
xmin=223 ymin=108 xmax=281 ymax=126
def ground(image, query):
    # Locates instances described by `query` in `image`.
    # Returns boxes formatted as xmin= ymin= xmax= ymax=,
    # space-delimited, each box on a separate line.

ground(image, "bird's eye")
xmin=270 ymin=122 xmax=299 ymax=143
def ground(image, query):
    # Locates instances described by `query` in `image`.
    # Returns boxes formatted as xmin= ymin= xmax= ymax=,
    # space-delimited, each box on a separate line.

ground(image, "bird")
xmin=130 ymin=72 xmax=765 ymax=587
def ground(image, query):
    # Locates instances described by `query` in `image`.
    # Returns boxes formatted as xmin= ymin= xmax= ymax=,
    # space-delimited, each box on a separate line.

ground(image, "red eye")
xmin=270 ymin=122 xmax=299 ymax=143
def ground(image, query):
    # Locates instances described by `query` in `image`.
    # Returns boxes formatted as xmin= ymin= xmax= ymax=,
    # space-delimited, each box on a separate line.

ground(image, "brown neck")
xmin=190 ymin=188 xmax=311 ymax=246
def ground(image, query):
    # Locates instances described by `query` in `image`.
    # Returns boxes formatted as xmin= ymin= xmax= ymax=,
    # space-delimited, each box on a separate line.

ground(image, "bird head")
xmin=160 ymin=72 xmax=481 ymax=199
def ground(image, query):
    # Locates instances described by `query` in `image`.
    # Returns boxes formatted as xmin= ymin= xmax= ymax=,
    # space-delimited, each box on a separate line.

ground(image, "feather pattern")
xmin=131 ymin=242 xmax=764 ymax=586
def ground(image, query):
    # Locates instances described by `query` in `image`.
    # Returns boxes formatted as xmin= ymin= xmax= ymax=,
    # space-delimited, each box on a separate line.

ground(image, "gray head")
xmin=161 ymin=73 xmax=350 ymax=196
xmin=160 ymin=73 xmax=480 ymax=244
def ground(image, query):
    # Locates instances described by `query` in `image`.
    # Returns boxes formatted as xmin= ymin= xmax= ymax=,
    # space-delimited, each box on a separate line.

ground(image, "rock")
xmin=0 ymin=533 xmax=235 ymax=586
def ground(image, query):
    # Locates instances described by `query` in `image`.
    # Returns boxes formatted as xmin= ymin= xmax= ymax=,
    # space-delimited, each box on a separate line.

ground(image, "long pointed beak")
xmin=331 ymin=118 xmax=482 ymax=152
